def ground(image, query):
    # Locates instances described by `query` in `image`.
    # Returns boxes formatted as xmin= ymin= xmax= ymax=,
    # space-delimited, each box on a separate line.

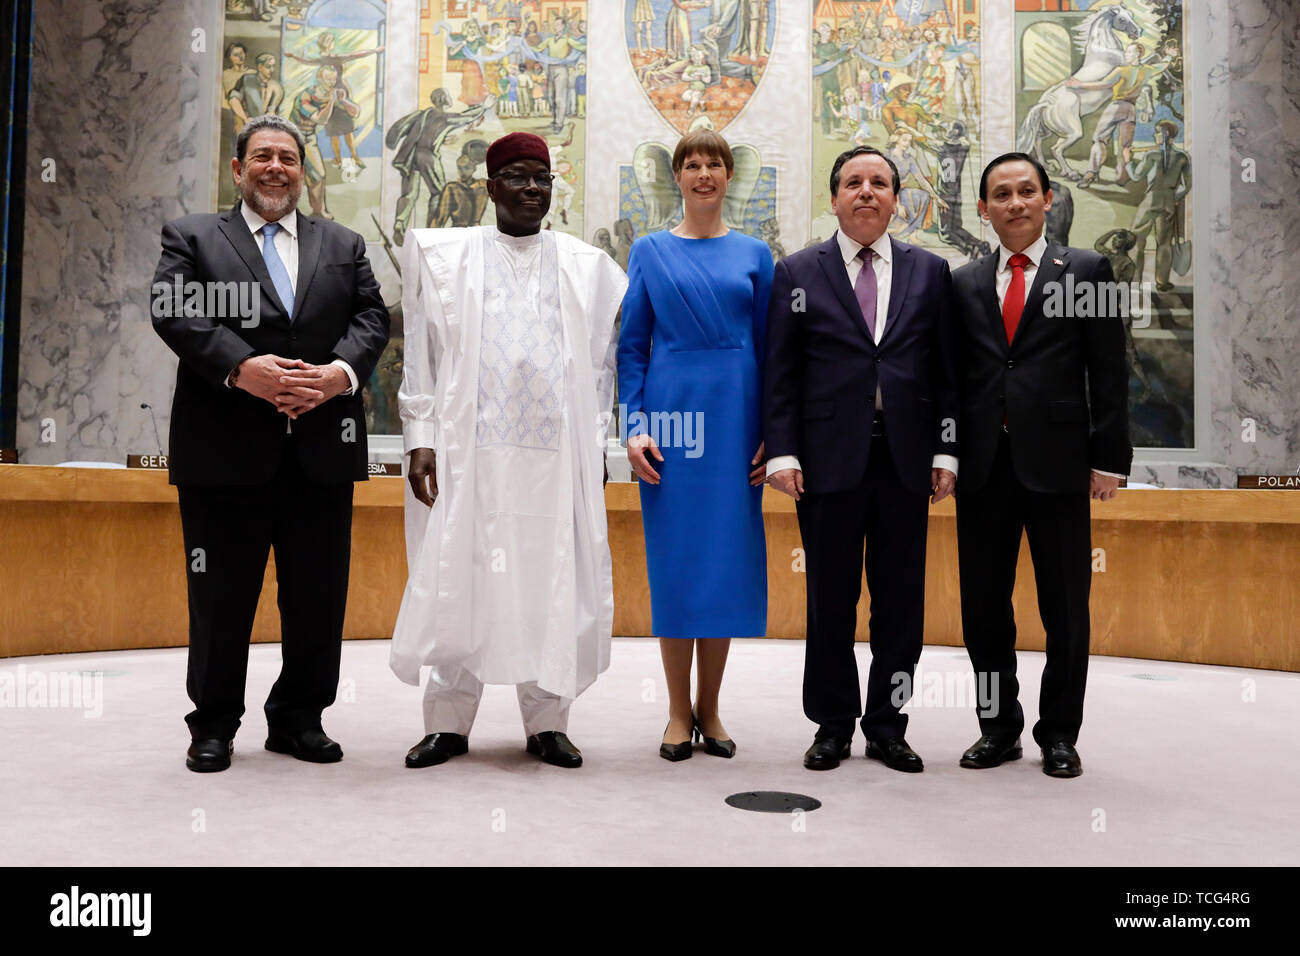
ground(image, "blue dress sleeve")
xmin=752 ymin=243 xmax=775 ymax=370
xmin=617 ymin=238 xmax=654 ymax=439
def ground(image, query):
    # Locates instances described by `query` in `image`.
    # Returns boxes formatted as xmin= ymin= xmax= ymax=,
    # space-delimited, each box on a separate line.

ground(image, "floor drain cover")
xmin=725 ymin=791 xmax=822 ymax=813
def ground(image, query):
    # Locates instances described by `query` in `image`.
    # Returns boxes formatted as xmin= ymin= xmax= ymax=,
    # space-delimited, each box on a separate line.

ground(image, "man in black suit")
xmin=764 ymin=146 xmax=959 ymax=772
xmin=151 ymin=115 xmax=389 ymax=772
xmin=952 ymin=152 xmax=1131 ymax=778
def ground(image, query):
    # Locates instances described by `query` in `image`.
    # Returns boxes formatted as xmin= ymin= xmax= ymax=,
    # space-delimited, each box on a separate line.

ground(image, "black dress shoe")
xmin=405 ymin=733 xmax=469 ymax=768
xmin=659 ymin=722 xmax=693 ymax=761
xmin=692 ymin=713 xmax=736 ymax=758
xmin=960 ymin=734 xmax=1023 ymax=769
xmin=866 ymin=736 xmax=924 ymax=773
xmin=803 ymin=735 xmax=852 ymax=770
xmin=265 ymin=728 xmax=343 ymax=763
xmin=186 ymin=738 xmax=232 ymax=773
xmin=1041 ymin=742 xmax=1083 ymax=778
xmin=526 ymin=731 xmax=583 ymax=768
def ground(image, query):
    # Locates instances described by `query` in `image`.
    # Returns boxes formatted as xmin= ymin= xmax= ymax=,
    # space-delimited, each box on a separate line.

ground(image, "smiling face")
xmin=831 ymin=153 xmax=898 ymax=247
xmin=674 ymin=150 xmax=731 ymax=214
xmin=978 ymin=159 xmax=1053 ymax=253
xmin=487 ymin=158 xmax=552 ymax=235
xmin=232 ymin=128 xmax=303 ymax=221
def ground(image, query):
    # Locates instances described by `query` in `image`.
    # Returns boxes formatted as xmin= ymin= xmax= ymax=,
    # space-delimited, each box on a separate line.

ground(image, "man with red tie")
xmin=951 ymin=153 xmax=1131 ymax=778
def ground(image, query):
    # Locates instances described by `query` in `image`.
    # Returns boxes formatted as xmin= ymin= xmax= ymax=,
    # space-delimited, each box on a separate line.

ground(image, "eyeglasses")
xmin=495 ymin=173 xmax=555 ymax=189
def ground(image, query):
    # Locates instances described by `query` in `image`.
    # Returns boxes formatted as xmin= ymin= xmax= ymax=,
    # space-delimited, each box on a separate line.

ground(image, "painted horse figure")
xmin=1016 ymin=3 xmax=1142 ymax=181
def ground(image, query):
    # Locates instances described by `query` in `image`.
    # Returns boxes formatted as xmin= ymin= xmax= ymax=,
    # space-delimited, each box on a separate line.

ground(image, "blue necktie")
xmin=260 ymin=222 xmax=295 ymax=320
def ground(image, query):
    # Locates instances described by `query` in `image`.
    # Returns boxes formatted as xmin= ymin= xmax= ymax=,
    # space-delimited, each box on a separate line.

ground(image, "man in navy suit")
xmin=951 ymin=153 xmax=1130 ymax=778
xmin=764 ymin=146 xmax=959 ymax=772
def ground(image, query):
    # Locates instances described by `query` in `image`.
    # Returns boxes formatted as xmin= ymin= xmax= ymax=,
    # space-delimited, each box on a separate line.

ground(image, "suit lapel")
xmin=1013 ymin=243 xmax=1067 ymax=349
xmin=975 ymin=250 xmax=1005 ymax=352
xmin=878 ymin=237 xmax=912 ymax=347
xmin=293 ymin=214 xmax=322 ymax=322
xmin=817 ymin=232 xmax=875 ymax=348
xmin=217 ymin=204 xmax=289 ymax=318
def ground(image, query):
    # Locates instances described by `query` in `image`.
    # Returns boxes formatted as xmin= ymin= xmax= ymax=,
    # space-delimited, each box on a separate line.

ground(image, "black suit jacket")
xmin=951 ymin=242 xmax=1131 ymax=494
xmin=151 ymin=205 xmax=390 ymax=486
xmin=763 ymin=233 xmax=959 ymax=496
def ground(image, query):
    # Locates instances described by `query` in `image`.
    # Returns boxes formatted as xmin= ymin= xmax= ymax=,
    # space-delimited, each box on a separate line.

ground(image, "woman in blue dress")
xmin=618 ymin=130 xmax=774 ymax=761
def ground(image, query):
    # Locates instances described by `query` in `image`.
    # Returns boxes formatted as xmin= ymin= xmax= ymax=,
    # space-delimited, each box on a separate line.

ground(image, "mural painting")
xmin=625 ymin=0 xmax=777 ymax=134
xmin=1016 ymin=0 xmax=1191 ymax=448
xmin=809 ymin=0 xmax=987 ymax=261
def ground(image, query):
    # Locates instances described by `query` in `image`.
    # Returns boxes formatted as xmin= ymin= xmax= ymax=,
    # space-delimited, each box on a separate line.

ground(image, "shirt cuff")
xmin=1091 ymin=468 xmax=1126 ymax=479
xmin=932 ymin=454 xmax=959 ymax=478
xmin=331 ymin=359 xmax=358 ymax=395
xmin=766 ymin=455 xmax=802 ymax=479
xmin=403 ymin=421 xmax=439 ymax=456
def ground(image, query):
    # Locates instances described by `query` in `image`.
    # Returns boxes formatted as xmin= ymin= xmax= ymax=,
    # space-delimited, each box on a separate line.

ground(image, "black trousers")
xmin=796 ymin=433 xmax=929 ymax=742
xmin=177 ymin=447 xmax=353 ymax=740
xmin=955 ymin=433 xmax=1092 ymax=747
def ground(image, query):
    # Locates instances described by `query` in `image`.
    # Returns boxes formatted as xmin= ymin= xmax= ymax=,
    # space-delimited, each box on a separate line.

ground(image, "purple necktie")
xmin=854 ymin=246 xmax=877 ymax=340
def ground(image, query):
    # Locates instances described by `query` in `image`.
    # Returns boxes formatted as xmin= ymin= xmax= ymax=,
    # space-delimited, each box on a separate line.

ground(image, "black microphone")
xmin=140 ymin=403 xmax=165 ymax=458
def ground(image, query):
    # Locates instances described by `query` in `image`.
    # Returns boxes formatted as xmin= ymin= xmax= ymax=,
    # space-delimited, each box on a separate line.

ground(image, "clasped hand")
xmin=235 ymin=355 xmax=348 ymax=419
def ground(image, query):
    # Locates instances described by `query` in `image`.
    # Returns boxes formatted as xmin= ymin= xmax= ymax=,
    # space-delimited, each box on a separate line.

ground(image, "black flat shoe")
xmin=960 ymin=734 xmax=1023 ymax=769
xmin=803 ymin=735 xmax=852 ymax=770
xmin=405 ymin=732 xmax=469 ymax=768
xmin=660 ymin=722 xmax=693 ymax=761
xmin=1041 ymin=741 xmax=1083 ymax=778
xmin=866 ymin=736 xmax=924 ymax=773
xmin=186 ymin=738 xmax=232 ymax=773
xmin=692 ymin=713 xmax=736 ymax=758
xmin=265 ymin=728 xmax=343 ymax=763
xmin=526 ymin=731 xmax=583 ymax=768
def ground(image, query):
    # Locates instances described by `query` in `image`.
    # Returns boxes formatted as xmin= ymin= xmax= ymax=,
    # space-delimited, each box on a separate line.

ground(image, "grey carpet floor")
xmin=2 ymin=638 xmax=1296 ymax=866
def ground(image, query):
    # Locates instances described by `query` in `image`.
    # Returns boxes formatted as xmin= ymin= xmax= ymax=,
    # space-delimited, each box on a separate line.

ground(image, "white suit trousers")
xmin=423 ymin=665 xmax=571 ymax=737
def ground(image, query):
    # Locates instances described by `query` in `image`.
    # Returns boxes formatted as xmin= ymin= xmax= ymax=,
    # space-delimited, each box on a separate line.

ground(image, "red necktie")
xmin=1002 ymin=253 xmax=1030 ymax=344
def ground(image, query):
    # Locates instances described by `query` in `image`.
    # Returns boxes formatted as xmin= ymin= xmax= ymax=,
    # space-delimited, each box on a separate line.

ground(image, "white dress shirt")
xmin=994 ymin=233 xmax=1047 ymax=307
xmin=227 ymin=204 xmax=357 ymax=395
xmin=996 ymin=232 xmax=1122 ymax=480
xmin=767 ymin=230 xmax=958 ymax=480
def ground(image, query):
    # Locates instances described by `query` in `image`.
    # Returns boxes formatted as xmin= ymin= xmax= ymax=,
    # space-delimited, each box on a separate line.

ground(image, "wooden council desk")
xmin=1 ymin=465 xmax=1296 ymax=671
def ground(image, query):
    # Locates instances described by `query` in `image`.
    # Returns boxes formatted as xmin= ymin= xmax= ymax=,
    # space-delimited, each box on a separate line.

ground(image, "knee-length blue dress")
xmin=617 ymin=230 xmax=774 ymax=638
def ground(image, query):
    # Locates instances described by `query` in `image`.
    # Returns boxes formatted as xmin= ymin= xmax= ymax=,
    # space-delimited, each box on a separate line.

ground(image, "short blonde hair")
xmin=671 ymin=130 xmax=734 ymax=176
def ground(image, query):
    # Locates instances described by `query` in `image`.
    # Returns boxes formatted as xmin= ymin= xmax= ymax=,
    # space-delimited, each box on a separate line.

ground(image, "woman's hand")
xmin=627 ymin=433 xmax=663 ymax=484
xmin=749 ymin=441 xmax=766 ymax=486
